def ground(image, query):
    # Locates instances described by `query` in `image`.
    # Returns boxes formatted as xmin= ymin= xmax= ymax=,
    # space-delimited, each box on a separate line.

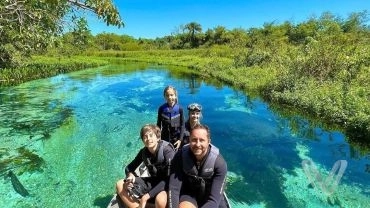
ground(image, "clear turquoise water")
xmin=0 ymin=64 xmax=369 ymax=208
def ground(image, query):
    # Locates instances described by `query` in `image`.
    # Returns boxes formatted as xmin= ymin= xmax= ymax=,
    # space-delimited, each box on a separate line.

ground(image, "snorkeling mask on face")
xmin=187 ymin=103 xmax=202 ymax=111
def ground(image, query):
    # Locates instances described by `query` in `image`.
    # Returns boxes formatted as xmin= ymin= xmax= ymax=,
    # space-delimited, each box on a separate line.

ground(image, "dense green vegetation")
xmin=0 ymin=0 xmax=123 ymax=68
xmin=1 ymin=10 xmax=369 ymax=145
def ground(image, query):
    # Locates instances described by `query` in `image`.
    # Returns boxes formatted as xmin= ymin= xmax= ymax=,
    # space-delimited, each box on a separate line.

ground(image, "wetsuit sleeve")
xmin=147 ymin=144 xmax=176 ymax=198
xmin=125 ymin=149 xmax=144 ymax=176
xmin=157 ymin=105 xmax=162 ymax=128
xmin=148 ymin=180 xmax=165 ymax=198
xmin=179 ymin=106 xmax=185 ymax=141
xmin=168 ymin=151 xmax=183 ymax=208
xmin=201 ymin=155 xmax=228 ymax=208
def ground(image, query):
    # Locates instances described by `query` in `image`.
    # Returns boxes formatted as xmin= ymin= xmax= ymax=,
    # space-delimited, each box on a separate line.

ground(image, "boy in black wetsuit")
xmin=116 ymin=124 xmax=175 ymax=208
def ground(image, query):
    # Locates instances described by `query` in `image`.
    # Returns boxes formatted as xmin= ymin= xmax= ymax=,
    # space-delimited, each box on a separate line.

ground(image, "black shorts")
xmin=132 ymin=177 xmax=158 ymax=202
xmin=179 ymin=192 xmax=228 ymax=208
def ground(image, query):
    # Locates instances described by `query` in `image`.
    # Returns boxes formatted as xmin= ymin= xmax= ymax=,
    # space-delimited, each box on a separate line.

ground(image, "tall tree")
xmin=213 ymin=26 xmax=229 ymax=44
xmin=71 ymin=17 xmax=93 ymax=51
xmin=0 ymin=0 xmax=124 ymax=68
xmin=341 ymin=11 xmax=369 ymax=33
xmin=184 ymin=22 xmax=202 ymax=47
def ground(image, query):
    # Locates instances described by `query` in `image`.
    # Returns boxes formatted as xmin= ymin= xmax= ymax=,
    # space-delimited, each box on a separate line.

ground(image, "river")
xmin=0 ymin=63 xmax=369 ymax=207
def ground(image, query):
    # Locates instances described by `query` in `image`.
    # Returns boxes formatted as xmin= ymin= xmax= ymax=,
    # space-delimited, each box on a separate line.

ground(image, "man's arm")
xmin=201 ymin=155 xmax=228 ymax=208
xmin=168 ymin=152 xmax=183 ymax=208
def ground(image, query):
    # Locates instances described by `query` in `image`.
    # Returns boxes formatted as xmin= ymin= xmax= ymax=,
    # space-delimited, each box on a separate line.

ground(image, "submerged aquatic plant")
xmin=0 ymin=147 xmax=44 ymax=197
xmin=0 ymin=147 xmax=45 ymax=177
xmin=16 ymin=147 xmax=45 ymax=174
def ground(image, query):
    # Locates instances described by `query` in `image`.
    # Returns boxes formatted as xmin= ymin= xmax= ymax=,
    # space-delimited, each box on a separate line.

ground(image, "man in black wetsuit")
xmin=168 ymin=124 xmax=228 ymax=208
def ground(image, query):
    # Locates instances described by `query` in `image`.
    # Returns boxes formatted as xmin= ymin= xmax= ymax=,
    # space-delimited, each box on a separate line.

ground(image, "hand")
xmin=174 ymin=140 xmax=181 ymax=149
xmin=139 ymin=193 xmax=150 ymax=208
xmin=123 ymin=174 xmax=135 ymax=189
xmin=126 ymin=174 xmax=135 ymax=183
xmin=123 ymin=180 xmax=133 ymax=190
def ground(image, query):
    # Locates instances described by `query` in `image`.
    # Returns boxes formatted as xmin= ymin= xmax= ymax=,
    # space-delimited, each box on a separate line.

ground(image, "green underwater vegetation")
xmin=0 ymin=147 xmax=45 ymax=176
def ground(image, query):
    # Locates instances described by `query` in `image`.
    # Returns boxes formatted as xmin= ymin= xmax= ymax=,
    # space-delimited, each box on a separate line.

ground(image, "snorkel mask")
xmin=187 ymin=103 xmax=202 ymax=112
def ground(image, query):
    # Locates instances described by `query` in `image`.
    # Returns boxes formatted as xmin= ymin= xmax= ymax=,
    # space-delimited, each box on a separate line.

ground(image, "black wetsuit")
xmin=125 ymin=141 xmax=175 ymax=198
xmin=168 ymin=144 xmax=228 ymax=208
xmin=182 ymin=120 xmax=192 ymax=147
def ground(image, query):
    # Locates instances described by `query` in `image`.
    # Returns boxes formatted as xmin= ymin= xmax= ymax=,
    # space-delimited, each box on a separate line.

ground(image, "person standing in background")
xmin=157 ymin=85 xmax=185 ymax=150
xmin=182 ymin=103 xmax=203 ymax=147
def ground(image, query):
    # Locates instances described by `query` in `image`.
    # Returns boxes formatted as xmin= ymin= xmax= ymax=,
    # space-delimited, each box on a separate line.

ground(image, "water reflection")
xmin=0 ymin=63 xmax=369 ymax=208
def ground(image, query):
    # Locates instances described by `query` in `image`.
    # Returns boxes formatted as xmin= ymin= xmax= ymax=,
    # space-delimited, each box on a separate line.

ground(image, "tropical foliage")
xmin=0 ymin=0 xmax=123 ymax=68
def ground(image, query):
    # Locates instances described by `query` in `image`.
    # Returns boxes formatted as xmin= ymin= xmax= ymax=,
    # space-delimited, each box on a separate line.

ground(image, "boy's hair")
xmin=140 ymin=124 xmax=161 ymax=140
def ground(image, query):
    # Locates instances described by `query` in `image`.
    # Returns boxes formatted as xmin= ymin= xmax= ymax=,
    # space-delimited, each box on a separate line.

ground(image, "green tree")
xmin=72 ymin=17 xmax=93 ymax=51
xmin=213 ymin=26 xmax=230 ymax=45
xmin=94 ymin=33 xmax=123 ymax=50
xmin=184 ymin=22 xmax=202 ymax=47
xmin=341 ymin=11 xmax=369 ymax=33
xmin=0 ymin=0 xmax=124 ymax=68
xmin=228 ymin=28 xmax=248 ymax=48
xmin=288 ymin=18 xmax=319 ymax=44
xmin=317 ymin=12 xmax=342 ymax=35
xmin=203 ymin=28 xmax=215 ymax=46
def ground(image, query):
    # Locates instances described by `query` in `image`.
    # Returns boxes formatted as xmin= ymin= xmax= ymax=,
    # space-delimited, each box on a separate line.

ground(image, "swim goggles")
xmin=187 ymin=103 xmax=202 ymax=111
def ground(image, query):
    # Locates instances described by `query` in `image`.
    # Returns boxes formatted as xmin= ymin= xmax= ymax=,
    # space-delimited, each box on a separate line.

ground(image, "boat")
xmin=107 ymin=191 xmax=231 ymax=208
xmin=108 ymin=162 xmax=231 ymax=207
xmin=107 ymin=194 xmax=125 ymax=208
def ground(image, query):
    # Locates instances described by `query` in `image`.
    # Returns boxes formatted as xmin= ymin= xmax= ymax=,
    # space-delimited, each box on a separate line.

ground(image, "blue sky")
xmin=87 ymin=0 xmax=370 ymax=39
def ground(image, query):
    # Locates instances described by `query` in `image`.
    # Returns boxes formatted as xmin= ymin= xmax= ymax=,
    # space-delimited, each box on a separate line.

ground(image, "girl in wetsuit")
xmin=157 ymin=85 xmax=185 ymax=150
xmin=182 ymin=103 xmax=203 ymax=147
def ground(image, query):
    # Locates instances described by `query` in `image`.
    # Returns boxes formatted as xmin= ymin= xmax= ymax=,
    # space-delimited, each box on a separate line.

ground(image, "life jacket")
xmin=181 ymin=144 xmax=219 ymax=199
xmin=160 ymin=103 xmax=181 ymax=129
xmin=142 ymin=140 xmax=174 ymax=177
xmin=159 ymin=103 xmax=182 ymax=142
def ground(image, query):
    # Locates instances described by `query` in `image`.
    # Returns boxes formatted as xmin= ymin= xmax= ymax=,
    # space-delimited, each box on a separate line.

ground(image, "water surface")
xmin=0 ymin=64 xmax=369 ymax=207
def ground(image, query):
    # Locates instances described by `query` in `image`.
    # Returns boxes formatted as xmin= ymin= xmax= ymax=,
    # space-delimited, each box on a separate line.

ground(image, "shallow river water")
xmin=0 ymin=64 xmax=369 ymax=207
